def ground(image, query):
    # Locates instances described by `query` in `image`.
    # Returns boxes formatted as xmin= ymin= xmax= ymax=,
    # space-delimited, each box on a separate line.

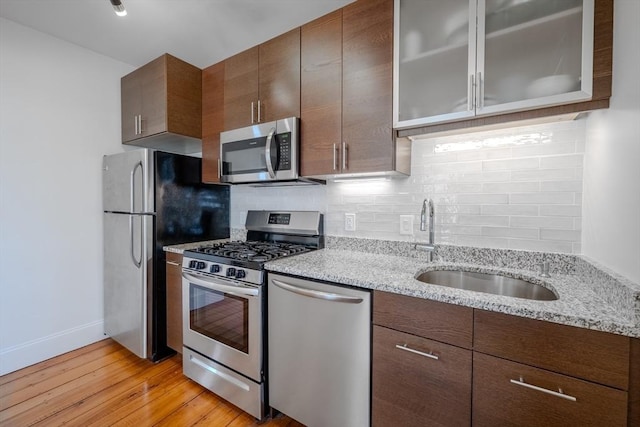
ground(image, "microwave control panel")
xmin=276 ymin=132 xmax=291 ymax=171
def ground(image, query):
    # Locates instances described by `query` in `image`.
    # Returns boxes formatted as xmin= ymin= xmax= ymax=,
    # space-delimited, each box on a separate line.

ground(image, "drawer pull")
xmin=395 ymin=344 xmax=439 ymax=360
xmin=510 ymin=376 xmax=577 ymax=402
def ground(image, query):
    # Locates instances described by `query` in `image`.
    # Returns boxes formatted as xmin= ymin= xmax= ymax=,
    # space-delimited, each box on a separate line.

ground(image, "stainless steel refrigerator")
xmin=102 ymin=149 xmax=229 ymax=361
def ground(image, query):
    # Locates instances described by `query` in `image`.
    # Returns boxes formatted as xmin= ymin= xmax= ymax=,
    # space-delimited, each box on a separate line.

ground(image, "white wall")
xmin=0 ymin=18 xmax=134 ymax=375
xmin=582 ymin=0 xmax=640 ymax=283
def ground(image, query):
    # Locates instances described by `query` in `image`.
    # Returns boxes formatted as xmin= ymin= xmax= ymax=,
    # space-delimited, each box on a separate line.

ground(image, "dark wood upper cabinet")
xmin=300 ymin=0 xmax=410 ymax=177
xmin=300 ymin=10 xmax=343 ymax=176
xmin=121 ymin=54 xmax=202 ymax=147
xmin=223 ymin=29 xmax=300 ymax=131
xmin=342 ymin=0 xmax=397 ymax=175
xmin=202 ymin=61 xmax=225 ymax=183
xmin=223 ymin=46 xmax=259 ymax=131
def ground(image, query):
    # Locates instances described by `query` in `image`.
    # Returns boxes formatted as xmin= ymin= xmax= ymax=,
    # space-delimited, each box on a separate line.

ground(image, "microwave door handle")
xmin=264 ymin=127 xmax=277 ymax=179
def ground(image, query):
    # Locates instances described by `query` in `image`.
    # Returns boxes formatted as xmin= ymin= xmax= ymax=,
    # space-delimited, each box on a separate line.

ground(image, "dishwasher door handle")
xmin=271 ymin=279 xmax=363 ymax=304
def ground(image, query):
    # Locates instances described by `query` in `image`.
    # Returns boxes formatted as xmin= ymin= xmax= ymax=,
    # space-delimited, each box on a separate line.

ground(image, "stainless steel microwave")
xmin=220 ymin=117 xmax=314 ymax=185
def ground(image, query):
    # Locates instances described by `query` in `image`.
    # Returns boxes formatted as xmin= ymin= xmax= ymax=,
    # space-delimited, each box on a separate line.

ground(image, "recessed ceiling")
xmin=0 ymin=0 xmax=354 ymax=69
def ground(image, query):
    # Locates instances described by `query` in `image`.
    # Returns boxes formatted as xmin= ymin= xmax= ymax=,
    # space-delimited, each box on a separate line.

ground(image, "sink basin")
xmin=415 ymin=270 xmax=558 ymax=301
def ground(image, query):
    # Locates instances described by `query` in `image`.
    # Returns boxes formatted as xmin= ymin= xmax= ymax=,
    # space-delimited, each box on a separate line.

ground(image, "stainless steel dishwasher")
xmin=268 ymin=273 xmax=371 ymax=427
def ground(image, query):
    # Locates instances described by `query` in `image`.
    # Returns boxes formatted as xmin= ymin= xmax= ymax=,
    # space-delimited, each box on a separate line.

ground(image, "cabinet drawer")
xmin=373 ymin=291 xmax=473 ymax=348
xmin=474 ymin=310 xmax=630 ymax=389
xmin=473 ymin=352 xmax=628 ymax=427
xmin=372 ymin=325 xmax=471 ymax=427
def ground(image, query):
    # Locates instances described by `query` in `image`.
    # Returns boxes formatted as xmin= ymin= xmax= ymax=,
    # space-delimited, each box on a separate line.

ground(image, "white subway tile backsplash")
xmin=232 ymin=119 xmax=585 ymax=254
xmin=510 ymin=216 xmax=574 ymax=229
xmin=483 ymin=157 xmax=539 ymax=172
xmin=481 ymin=205 xmax=539 ymax=216
xmin=511 ymin=168 xmax=577 ymax=181
xmin=539 ymin=205 xmax=582 ymax=217
xmin=482 ymin=182 xmax=539 ymax=194
xmin=540 ymin=229 xmax=581 ymax=242
xmin=540 ymin=180 xmax=583 ymax=192
xmin=455 ymin=193 xmax=510 ymax=205
xmin=510 ymin=192 xmax=575 ymax=205
xmin=457 ymin=215 xmax=510 ymax=227
xmin=508 ymin=239 xmax=574 ymax=253
xmin=540 ymin=154 xmax=584 ymax=169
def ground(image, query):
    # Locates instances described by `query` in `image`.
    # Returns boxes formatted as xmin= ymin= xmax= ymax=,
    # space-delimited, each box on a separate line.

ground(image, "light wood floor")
xmin=0 ymin=339 xmax=303 ymax=426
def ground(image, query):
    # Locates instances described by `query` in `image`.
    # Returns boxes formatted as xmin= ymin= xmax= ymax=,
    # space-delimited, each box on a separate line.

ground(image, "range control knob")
xmin=189 ymin=260 xmax=206 ymax=270
xmin=210 ymin=264 xmax=221 ymax=274
xmin=226 ymin=267 xmax=236 ymax=277
xmin=235 ymin=269 xmax=246 ymax=279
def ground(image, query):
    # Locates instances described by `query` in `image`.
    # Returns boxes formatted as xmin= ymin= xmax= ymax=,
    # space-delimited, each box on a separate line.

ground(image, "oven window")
xmin=189 ymin=284 xmax=249 ymax=353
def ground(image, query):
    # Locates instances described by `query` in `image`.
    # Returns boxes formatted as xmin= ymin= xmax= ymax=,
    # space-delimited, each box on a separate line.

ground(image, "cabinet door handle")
xmin=333 ymin=143 xmax=338 ymax=171
xmin=342 ymin=141 xmax=348 ymax=170
xmin=217 ymin=158 xmax=222 ymax=179
xmin=138 ymin=115 xmax=143 ymax=135
xmin=395 ymin=344 xmax=439 ymax=360
xmin=166 ymin=261 xmax=181 ymax=266
xmin=510 ymin=376 xmax=577 ymax=402
xmin=257 ymin=100 xmax=262 ymax=123
xmin=251 ymin=102 xmax=255 ymax=124
xmin=134 ymin=115 xmax=138 ymax=135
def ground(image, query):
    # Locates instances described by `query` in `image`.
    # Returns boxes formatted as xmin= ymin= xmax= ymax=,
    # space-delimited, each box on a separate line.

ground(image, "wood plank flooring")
xmin=0 ymin=339 xmax=303 ymax=427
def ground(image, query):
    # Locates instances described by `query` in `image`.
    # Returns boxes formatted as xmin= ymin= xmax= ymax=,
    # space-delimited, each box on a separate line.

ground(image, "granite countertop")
xmin=265 ymin=247 xmax=640 ymax=338
xmin=163 ymin=239 xmax=229 ymax=254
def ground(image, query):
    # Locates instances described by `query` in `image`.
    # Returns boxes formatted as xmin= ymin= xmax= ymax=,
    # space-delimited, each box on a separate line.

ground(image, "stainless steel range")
xmin=181 ymin=210 xmax=323 ymax=420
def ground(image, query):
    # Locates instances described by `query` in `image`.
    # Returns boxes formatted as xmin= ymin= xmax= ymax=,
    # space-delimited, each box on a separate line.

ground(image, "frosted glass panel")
xmin=397 ymin=0 xmax=471 ymax=121
xmin=483 ymin=0 xmax=584 ymax=106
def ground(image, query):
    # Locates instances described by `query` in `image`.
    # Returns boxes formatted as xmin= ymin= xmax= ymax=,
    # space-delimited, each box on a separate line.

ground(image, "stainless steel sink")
xmin=415 ymin=270 xmax=558 ymax=301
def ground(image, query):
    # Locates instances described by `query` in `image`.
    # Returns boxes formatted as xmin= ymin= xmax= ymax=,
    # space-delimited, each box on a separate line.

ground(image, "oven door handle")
xmin=182 ymin=272 xmax=259 ymax=297
xmin=271 ymin=279 xmax=363 ymax=304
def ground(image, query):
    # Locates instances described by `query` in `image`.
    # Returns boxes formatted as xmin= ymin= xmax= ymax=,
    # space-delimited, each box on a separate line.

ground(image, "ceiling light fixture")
xmin=110 ymin=0 xmax=127 ymax=16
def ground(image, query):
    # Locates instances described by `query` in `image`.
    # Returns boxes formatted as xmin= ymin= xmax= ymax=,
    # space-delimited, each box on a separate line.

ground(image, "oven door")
xmin=182 ymin=271 xmax=262 ymax=382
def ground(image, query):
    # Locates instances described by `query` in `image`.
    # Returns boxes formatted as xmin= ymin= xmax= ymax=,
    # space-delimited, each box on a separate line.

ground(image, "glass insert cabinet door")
xmin=394 ymin=0 xmax=594 ymax=129
xmin=394 ymin=0 xmax=476 ymax=128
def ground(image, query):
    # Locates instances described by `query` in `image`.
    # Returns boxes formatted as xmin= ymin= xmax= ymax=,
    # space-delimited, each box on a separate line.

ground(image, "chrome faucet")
xmin=415 ymin=198 xmax=436 ymax=261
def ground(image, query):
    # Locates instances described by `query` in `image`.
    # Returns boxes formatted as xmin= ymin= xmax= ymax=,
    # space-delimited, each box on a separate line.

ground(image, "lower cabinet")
xmin=165 ymin=252 xmax=183 ymax=354
xmin=473 ymin=352 xmax=628 ymax=427
xmin=372 ymin=325 xmax=472 ymax=427
xmin=371 ymin=290 xmax=637 ymax=426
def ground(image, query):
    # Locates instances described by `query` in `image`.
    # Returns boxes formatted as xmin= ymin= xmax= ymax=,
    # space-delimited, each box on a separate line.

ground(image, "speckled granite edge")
xmin=575 ymin=255 xmax=640 ymax=326
xmin=163 ymin=238 xmax=229 ymax=254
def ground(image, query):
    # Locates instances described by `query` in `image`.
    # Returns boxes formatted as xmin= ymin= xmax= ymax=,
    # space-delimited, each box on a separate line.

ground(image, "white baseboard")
xmin=0 ymin=320 xmax=106 ymax=376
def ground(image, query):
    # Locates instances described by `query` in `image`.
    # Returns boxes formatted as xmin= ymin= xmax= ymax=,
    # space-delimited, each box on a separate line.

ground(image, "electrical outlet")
xmin=400 ymin=215 xmax=413 ymax=235
xmin=345 ymin=213 xmax=356 ymax=231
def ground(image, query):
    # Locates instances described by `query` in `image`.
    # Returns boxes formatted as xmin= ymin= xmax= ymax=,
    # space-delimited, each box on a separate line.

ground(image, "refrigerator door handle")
xmin=130 ymin=161 xmax=143 ymax=212
xmin=129 ymin=215 xmax=142 ymax=268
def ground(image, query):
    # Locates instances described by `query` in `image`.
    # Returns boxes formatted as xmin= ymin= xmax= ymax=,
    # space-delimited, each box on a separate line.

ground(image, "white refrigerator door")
xmin=103 ymin=211 xmax=153 ymax=358
xmin=102 ymin=149 xmax=153 ymax=214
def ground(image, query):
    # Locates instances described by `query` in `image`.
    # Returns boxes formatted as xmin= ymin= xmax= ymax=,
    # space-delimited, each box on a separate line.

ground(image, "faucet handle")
xmin=538 ymin=261 xmax=551 ymax=278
